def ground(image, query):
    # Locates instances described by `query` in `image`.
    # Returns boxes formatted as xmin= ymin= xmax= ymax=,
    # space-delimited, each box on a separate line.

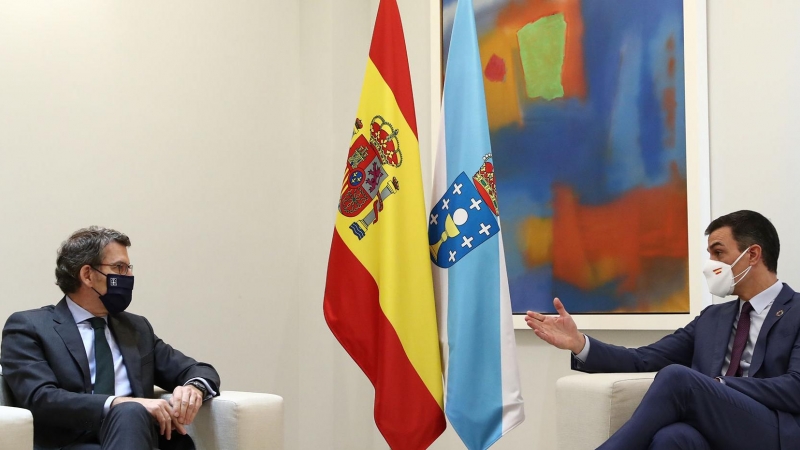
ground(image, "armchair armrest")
xmin=157 ymin=390 xmax=284 ymax=450
xmin=0 ymin=406 xmax=33 ymax=449
xmin=556 ymin=372 xmax=656 ymax=450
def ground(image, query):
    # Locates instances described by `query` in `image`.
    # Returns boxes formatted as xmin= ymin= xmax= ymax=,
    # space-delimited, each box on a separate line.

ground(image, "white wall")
xmin=707 ymin=0 xmax=800 ymax=274
xmin=1 ymin=1 xmax=799 ymax=449
xmin=0 ymin=0 xmax=305 ymax=448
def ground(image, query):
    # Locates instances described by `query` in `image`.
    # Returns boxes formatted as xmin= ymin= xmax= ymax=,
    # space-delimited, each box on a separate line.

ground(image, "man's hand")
xmin=170 ymin=385 xmax=204 ymax=426
xmin=111 ymin=397 xmax=187 ymax=440
xmin=525 ymin=298 xmax=585 ymax=354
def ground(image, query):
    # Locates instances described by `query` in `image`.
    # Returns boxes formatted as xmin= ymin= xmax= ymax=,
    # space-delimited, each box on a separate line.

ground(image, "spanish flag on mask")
xmin=323 ymin=0 xmax=446 ymax=448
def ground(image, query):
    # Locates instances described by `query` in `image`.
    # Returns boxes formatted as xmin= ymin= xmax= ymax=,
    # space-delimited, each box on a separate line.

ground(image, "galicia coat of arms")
xmin=338 ymin=116 xmax=403 ymax=240
xmin=429 ymin=155 xmax=500 ymax=268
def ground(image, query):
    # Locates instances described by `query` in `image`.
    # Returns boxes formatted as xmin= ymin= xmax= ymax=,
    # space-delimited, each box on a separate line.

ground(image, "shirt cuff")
xmin=184 ymin=377 xmax=217 ymax=401
xmin=103 ymin=396 xmax=116 ymax=416
xmin=573 ymin=334 xmax=591 ymax=362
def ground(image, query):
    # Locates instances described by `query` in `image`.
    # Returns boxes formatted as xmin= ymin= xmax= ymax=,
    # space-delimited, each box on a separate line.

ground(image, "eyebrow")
xmin=707 ymin=242 xmax=724 ymax=252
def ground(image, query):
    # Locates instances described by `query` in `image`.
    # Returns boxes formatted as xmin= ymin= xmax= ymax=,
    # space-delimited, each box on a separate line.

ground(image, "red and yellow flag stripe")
xmin=323 ymin=1 xmax=445 ymax=449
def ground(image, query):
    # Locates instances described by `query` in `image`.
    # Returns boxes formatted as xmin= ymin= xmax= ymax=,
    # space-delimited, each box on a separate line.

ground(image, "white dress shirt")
xmin=574 ymin=280 xmax=785 ymax=378
xmin=65 ymin=297 xmax=132 ymax=413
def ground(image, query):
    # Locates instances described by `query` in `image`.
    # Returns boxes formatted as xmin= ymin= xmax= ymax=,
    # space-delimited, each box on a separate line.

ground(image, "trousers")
xmin=598 ymin=364 xmax=780 ymax=450
xmin=59 ymin=402 xmax=195 ymax=450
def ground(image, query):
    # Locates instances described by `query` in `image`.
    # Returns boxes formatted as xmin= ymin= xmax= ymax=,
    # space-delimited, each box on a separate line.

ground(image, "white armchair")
xmin=556 ymin=372 xmax=656 ymax=450
xmin=156 ymin=388 xmax=284 ymax=450
xmin=0 ymin=373 xmax=284 ymax=450
xmin=0 ymin=372 xmax=33 ymax=449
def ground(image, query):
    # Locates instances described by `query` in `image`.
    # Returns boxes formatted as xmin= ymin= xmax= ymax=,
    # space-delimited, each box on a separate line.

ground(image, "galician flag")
xmin=428 ymin=0 xmax=525 ymax=449
xmin=323 ymin=0 xmax=446 ymax=448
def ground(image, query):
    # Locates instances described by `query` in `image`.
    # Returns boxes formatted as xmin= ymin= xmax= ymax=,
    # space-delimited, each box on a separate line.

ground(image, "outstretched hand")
xmin=525 ymin=298 xmax=585 ymax=354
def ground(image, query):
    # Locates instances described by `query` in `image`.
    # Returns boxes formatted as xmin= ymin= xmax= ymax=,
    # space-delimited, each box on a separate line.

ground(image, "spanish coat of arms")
xmin=338 ymin=115 xmax=403 ymax=240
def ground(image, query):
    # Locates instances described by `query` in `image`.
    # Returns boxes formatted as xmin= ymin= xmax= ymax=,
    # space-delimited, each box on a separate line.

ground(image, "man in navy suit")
xmin=1 ymin=227 xmax=220 ymax=450
xmin=526 ymin=210 xmax=800 ymax=449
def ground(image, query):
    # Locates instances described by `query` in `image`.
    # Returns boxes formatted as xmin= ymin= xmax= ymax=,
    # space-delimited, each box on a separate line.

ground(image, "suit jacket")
xmin=572 ymin=283 xmax=800 ymax=449
xmin=0 ymin=297 xmax=221 ymax=449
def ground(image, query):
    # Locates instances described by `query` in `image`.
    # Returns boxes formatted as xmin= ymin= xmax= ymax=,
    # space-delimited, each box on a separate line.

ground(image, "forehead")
xmin=101 ymin=242 xmax=130 ymax=262
xmin=707 ymin=226 xmax=735 ymax=249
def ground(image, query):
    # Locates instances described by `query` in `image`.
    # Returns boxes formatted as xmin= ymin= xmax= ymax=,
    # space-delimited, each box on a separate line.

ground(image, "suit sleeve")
xmin=0 ymin=312 xmax=108 ymax=432
xmin=572 ymin=315 xmax=699 ymax=373
xmin=144 ymin=318 xmax=221 ymax=395
xmin=719 ymin=328 xmax=800 ymax=414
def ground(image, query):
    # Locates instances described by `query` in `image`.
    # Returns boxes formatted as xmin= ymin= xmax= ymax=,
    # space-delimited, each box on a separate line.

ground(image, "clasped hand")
xmin=110 ymin=384 xmax=204 ymax=440
xmin=525 ymin=298 xmax=586 ymax=354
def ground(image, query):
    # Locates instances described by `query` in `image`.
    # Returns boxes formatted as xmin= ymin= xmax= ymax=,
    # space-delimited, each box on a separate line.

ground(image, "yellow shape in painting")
xmin=479 ymin=29 xmax=523 ymax=131
xmin=518 ymin=216 xmax=553 ymax=267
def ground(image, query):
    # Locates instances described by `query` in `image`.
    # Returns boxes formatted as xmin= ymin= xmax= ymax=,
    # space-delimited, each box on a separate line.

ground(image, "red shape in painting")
xmin=484 ymin=54 xmax=506 ymax=82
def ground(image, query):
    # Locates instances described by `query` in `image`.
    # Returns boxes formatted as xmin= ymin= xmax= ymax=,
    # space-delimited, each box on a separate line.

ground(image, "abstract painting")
xmin=441 ymin=0 xmax=689 ymax=315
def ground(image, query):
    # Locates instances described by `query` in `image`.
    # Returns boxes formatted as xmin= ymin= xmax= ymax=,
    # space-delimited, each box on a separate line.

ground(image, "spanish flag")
xmin=323 ymin=0 xmax=446 ymax=449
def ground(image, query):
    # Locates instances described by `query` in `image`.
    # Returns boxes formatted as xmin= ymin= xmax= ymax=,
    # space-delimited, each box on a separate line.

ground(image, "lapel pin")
xmin=776 ymin=310 xmax=784 ymax=317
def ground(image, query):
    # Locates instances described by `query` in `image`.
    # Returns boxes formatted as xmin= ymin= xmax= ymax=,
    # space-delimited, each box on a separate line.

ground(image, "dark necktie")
xmin=88 ymin=317 xmax=115 ymax=395
xmin=726 ymin=301 xmax=754 ymax=377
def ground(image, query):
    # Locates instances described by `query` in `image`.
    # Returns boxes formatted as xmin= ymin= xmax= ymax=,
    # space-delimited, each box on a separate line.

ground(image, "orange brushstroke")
xmin=662 ymin=86 xmax=677 ymax=148
xmin=668 ymin=57 xmax=676 ymax=79
xmin=552 ymin=163 xmax=688 ymax=292
xmin=479 ymin=30 xmax=525 ymax=129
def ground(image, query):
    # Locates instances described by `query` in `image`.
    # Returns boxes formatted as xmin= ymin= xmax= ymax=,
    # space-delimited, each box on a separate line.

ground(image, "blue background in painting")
xmin=442 ymin=0 xmax=686 ymax=314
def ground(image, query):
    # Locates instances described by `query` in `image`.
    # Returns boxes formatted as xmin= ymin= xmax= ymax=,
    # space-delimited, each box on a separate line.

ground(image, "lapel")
xmin=52 ymin=297 xmax=92 ymax=392
xmin=750 ymin=283 xmax=794 ymax=376
xmin=709 ymin=300 xmax=739 ymax=376
xmin=108 ymin=314 xmax=144 ymax=398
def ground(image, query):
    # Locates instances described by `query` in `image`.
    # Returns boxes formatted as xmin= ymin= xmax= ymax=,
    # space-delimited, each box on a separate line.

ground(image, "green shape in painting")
xmin=517 ymin=13 xmax=566 ymax=100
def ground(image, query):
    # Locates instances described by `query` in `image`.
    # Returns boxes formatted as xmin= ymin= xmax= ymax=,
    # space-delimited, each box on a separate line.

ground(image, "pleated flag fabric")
xmin=323 ymin=1 xmax=446 ymax=448
xmin=428 ymin=0 xmax=525 ymax=448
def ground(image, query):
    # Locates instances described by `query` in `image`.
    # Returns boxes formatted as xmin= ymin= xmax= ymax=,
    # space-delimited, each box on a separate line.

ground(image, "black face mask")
xmin=91 ymin=267 xmax=134 ymax=314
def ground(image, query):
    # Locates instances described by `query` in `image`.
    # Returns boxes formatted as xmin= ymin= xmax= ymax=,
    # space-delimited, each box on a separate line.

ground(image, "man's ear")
xmin=79 ymin=265 xmax=94 ymax=288
xmin=748 ymin=245 xmax=763 ymax=266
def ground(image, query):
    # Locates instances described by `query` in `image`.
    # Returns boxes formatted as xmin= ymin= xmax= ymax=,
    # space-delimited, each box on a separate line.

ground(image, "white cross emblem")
xmin=479 ymin=223 xmax=492 ymax=235
xmin=430 ymin=213 xmax=438 ymax=225
xmin=452 ymin=183 xmax=463 ymax=195
xmin=449 ymin=251 xmax=457 ymax=262
xmin=470 ymin=198 xmax=482 ymax=210
xmin=461 ymin=236 xmax=474 ymax=248
xmin=442 ymin=198 xmax=450 ymax=210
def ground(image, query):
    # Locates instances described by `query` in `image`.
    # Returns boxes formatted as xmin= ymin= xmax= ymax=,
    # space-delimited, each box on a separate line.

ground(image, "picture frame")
xmin=430 ymin=0 xmax=711 ymax=330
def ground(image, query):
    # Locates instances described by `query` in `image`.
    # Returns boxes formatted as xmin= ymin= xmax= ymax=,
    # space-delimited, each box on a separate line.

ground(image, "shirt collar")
xmin=741 ymin=280 xmax=783 ymax=314
xmin=65 ymin=296 xmax=105 ymax=324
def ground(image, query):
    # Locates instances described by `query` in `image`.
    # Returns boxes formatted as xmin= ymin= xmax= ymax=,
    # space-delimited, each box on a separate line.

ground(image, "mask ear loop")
xmin=732 ymin=246 xmax=753 ymax=283
xmin=89 ymin=266 xmax=108 ymax=298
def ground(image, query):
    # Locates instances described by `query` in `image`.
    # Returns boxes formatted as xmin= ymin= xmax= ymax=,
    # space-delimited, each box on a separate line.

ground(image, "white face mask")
xmin=702 ymin=246 xmax=752 ymax=297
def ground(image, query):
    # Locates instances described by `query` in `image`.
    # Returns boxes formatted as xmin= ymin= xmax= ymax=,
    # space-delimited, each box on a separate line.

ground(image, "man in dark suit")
xmin=1 ymin=226 xmax=221 ymax=450
xmin=526 ymin=210 xmax=800 ymax=449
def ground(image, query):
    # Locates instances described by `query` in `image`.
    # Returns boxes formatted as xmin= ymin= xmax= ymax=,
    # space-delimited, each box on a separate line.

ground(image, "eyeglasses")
xmin=96 ymin=263 xmax=133 ymax=275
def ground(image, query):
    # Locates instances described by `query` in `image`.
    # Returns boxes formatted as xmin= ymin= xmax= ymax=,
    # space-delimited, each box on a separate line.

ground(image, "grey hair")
xmin=55 ymin=226 xmax=131 ymax=294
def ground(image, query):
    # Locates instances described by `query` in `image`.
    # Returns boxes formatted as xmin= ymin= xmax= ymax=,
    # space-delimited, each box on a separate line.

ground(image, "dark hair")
xmin=705 ymin=210 xmax=779 ymax=273
xmin=55 ymin=226 xmax=131 ymax=294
